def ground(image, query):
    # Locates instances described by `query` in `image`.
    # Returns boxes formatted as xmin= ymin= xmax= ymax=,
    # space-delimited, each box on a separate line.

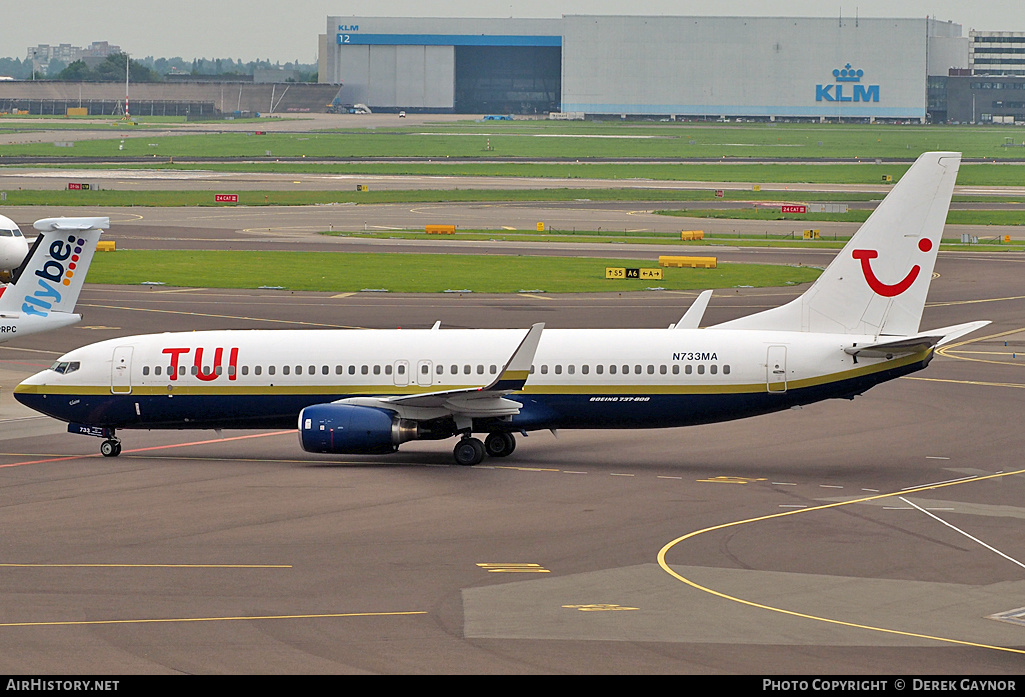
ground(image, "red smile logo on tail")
xmin=852 ymin=238 xmax=932 ymax=297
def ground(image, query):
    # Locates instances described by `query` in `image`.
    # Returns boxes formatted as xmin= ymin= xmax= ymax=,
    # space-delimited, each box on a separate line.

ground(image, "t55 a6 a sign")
xmin=816 ymin=64 xmax=880 ymax=103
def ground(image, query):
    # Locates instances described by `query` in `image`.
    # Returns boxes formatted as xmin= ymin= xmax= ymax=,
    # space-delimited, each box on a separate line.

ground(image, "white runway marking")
xmin=900 ymin=496 xmax=1025 ymax=572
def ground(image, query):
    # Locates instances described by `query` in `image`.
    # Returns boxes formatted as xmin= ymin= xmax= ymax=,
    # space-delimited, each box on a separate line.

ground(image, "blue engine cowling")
xmin=298 ymin=403 xmax=418 ymax=454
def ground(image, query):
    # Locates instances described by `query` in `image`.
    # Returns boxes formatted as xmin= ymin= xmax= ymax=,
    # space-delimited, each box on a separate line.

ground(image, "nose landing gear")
xmin=67 ymin=424 xmax=123 ymax=457
xmin=100 ymin=438 xmax=122 ymax=457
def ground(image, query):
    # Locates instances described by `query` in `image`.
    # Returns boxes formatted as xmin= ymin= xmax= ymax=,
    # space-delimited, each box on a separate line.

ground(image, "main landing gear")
xmin=453 ymin=431 xmax=517 ymax=466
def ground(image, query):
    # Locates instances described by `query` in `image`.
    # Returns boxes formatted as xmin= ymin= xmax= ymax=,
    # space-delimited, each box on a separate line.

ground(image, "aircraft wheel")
xmin=484 ymin=431 xmax=516 ymax=458
xmin=100 ymin=439 xmax=122 ymax=457
xmin=453 ymin=437 xmax=485 ymax=466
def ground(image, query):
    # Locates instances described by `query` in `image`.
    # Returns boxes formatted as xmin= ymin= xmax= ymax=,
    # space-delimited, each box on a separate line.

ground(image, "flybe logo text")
xmin=21 ymin=235 xmax=84 ymax=317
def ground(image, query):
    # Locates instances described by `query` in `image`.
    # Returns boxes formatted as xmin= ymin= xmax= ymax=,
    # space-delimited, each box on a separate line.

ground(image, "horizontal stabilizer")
xmin=845 ymin=321 xmax=990 ymax=358
xmin=672 ymin=290 xmax=712 ymax=329
xmin=33 ymin=217 xmax=109 ymax=232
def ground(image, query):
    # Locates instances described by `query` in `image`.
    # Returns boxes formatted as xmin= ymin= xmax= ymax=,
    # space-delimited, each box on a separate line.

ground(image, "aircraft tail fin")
xmin=710 ymin=152 xmax=961 ymax=337
xmin=0 ymin=217 xmax=106 ymax=316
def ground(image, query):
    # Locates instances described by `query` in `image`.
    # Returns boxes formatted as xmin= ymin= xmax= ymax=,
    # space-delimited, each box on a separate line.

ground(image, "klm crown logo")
xmin=817 ymin=63 xmax=879 ymax=103
xmin=833 ymin=64 xmax=863 ymax=82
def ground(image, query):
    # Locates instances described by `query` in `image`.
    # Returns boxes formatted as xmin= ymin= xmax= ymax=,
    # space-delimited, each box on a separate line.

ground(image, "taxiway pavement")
xmin=0 ymin=235 xmax=1021 ymax=673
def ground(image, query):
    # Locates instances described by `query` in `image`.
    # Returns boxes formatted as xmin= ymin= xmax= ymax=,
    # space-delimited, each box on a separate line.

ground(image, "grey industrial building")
xmin=320 ymin=15 xmax=972 ymax=122
xmin=5 ymin=15 xmax=1024 ymax=124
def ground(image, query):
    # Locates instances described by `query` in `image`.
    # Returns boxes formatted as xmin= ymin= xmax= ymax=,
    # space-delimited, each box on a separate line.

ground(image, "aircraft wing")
xmin=333 ymin=323 xmax=544 ymax=419
xmin=844 ymin=321 xmax=991 ymax=358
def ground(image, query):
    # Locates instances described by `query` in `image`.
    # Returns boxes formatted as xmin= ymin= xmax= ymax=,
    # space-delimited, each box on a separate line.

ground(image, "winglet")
xmin=486 ymin=322 xmax=544 ymax=392
xmin=673 ymin=290 xmax=712 ymax=329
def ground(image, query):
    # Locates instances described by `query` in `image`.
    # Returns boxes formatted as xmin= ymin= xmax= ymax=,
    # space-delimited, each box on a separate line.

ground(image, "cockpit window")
xmin=0 ymin=229 xmax=13 ymax=237
xmin=12 ymin=227 xmax=22 ymax=237
xmin=50 ymin=361 xmax=81 ymax=375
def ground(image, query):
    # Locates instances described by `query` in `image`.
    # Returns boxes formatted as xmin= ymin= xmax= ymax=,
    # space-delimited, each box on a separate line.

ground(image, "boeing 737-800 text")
xmin=15 ymin=154 xmax=986 ymax=464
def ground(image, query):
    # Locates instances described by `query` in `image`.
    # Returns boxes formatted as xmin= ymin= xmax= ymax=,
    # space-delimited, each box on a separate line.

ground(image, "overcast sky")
xmin=6 ymin=1 xmax=1024 ymax=63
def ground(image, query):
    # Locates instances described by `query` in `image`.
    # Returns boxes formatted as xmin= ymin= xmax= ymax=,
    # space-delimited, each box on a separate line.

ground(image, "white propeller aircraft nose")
xmin=0 ymin=214 xmax=29 ymax=277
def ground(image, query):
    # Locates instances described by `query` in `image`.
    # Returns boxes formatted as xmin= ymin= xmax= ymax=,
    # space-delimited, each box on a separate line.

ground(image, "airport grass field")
xmin=3 ymin=118 xmax=1025 ymax=163
xmin=1 ymin=117 xmax=1021 ymax=292
xmin=83 ymin=250 xmax=821 ymax=293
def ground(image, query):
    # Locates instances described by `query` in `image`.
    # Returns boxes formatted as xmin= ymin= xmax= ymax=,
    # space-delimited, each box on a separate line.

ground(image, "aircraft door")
xmin=416 ymin=360 xmax=433 ymax=387
xmin=111 ymin=346 xmax=133 ymax=394
xmin=766 ymin=346 xmax=787 ymax=393
xmin=393 ymin=360 xmax=409 ymax=387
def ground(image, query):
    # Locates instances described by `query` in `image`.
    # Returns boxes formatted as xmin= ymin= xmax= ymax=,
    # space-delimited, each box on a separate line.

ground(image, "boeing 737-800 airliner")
xmin=15 ymin=154 xmax=986 ymax=464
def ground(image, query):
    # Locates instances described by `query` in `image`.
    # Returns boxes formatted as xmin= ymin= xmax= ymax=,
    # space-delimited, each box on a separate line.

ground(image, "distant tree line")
xmin=57 ymin=53 xmax=161 ymax=82
xmin=0 ymin=57 xmax=32 ymax=79
xmin=0 ymin=54 xmax=317 ymax=82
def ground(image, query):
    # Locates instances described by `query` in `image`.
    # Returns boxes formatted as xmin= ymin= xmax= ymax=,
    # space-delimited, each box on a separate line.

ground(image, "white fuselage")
xmin=14 ymin=327 xmax=928 ymax=432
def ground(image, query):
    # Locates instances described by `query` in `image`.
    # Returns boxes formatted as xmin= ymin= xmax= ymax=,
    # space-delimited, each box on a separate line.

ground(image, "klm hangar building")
xmin=319 ymin=15 xmax=967 ymax=121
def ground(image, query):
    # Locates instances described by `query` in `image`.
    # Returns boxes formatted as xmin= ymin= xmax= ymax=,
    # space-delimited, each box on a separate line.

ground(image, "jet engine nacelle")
xmin=298 ymin=403 xmax=419 ymax=454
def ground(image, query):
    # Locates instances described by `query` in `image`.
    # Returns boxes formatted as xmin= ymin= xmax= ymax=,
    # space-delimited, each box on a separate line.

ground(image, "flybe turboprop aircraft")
xmin=0 ymin=217 xmax=105 ymax=342
xmin=15 ymin=154 xmax=987 ymax=464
